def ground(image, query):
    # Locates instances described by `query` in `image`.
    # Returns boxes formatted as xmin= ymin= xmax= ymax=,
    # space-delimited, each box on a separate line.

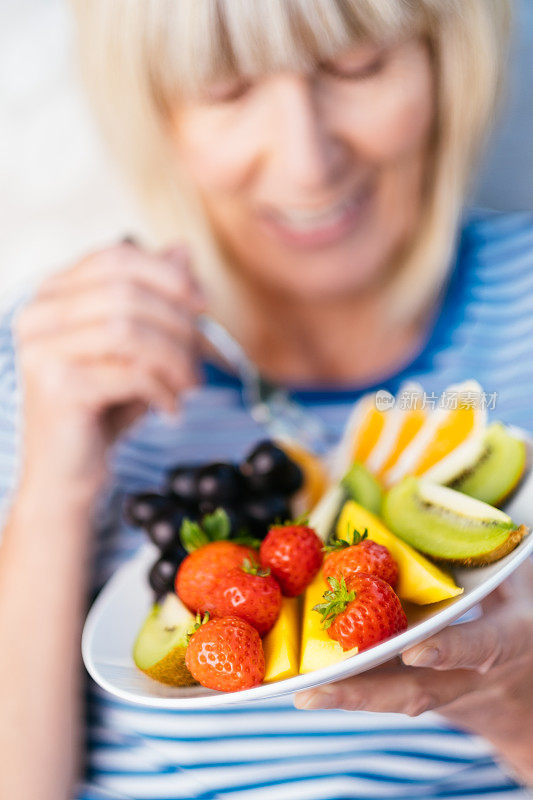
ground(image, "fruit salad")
xmin=127 ymin=382 xmax=530 ymax=693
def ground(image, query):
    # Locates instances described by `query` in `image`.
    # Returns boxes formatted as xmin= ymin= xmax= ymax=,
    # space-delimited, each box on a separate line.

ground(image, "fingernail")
xmin=405 ymin=647 xmax=440 ymax=667
xmin=295 ymin=688 xmax=338 ymax=710
xmin=294 ymin=693 xmax=320 ymax=710
xmin=165 ymin=244 xmax=188 ymax=263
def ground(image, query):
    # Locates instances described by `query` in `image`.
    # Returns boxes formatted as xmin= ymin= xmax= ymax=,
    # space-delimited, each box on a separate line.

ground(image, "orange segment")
xmin=376 ymin=408 xmax=426 ymax=478
xmin=384 ymin=382 xmax=487 ymax=486
xmin=413 ymin=404 xmax=476 ymax=476
xmin=352 ymin=405 xmax=386 ymax=463
xmin=336 ymin=379 xmax=488 ymax=490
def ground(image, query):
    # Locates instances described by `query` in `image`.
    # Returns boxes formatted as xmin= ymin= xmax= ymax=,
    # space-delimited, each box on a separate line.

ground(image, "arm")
xmin=0 ymin=242 xmax=203 ymax=800
xmin=0 ymin=487 xmax=93 ymax=800
xmin=295 ymin=559 xmax=533 ymax=785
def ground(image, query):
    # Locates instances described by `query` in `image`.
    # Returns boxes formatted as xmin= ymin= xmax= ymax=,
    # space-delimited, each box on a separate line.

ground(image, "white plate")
xmin=83 ymin=466 xmax=533 ymax=708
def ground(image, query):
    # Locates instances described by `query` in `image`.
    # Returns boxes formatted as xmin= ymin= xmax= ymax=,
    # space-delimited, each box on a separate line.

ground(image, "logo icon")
xmin=375 ymin=390 xmax=395 ymax=411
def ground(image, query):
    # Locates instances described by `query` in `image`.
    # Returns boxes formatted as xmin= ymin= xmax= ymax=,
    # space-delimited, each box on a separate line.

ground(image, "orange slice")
xmin=414 ymin=404 xmax=476 ymax=475
xmin=366 ymin=383 xmax=427 ymax=479
xmin=280 ymin=440 xmax=330 ymax=511
xmin=385 ymin=381 xmax=487 ymax=486
xmin=379 ymin=408 xmax=426 ymax=476
xmin=351 ymin=401 xmax=386 ymax=463
xmin=329 ymin=393 xmax=382 ymax=481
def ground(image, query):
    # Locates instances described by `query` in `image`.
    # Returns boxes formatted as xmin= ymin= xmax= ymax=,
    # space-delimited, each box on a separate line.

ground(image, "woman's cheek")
xmin=335 ymin=55 xmax=434 ymax=165
xmin=173 ymin=108 xmax=262 ymax=193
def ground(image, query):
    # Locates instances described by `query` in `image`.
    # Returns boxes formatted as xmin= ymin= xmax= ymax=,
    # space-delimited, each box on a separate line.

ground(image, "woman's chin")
xmin=258 ymin=261 xmax=385 ymax=304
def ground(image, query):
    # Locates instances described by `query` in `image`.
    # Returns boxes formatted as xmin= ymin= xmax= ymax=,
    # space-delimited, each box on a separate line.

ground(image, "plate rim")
xmin=82 ymin=522 xmax=533 ymax=709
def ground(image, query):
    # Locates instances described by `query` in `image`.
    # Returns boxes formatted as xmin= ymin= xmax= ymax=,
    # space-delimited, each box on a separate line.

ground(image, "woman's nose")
xmin=270 ymin=75 xmax=348 ymax=192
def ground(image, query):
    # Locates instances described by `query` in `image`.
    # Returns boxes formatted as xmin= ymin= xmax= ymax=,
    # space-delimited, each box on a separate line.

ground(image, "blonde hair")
xmin=71 ymin=0 xmax=511 ymax=320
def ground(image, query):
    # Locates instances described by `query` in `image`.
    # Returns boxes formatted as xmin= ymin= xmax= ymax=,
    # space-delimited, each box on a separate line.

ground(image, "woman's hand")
xmin=2 ymin=240 xmax=206 ymax=800
xmin=14 ymin=241 xmax=204 ymax=504
xmin=295 ymin=559 xmax=533 ymax=785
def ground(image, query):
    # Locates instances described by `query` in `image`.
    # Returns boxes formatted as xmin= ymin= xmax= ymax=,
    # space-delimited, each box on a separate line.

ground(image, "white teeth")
xmin=280 ymin=205 xmax=347 ymax=231
xmin=273 ymin=192 xmax=365 ymax=233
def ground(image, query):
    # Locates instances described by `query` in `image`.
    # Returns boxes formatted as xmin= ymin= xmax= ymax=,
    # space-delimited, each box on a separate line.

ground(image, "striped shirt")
xmin=1 ymin=209 xmax=533 ymax=800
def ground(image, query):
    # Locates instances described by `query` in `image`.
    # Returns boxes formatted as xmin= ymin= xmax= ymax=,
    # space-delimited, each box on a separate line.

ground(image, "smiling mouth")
xmin=259 ymin=182 xmax=374 ymax=248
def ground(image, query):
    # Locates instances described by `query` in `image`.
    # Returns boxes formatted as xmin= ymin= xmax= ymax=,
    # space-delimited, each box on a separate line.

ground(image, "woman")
xmin=1 ymin=0 xmax=532 ymax=798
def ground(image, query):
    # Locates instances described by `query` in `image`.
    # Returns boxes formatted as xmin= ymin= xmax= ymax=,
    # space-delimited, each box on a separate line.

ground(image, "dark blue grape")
xmin=196 ymin=462 xmax=243 ymax=504
xmin=242 ymin=494 xmax=291 ymax=538
xmin=148 ymin=509 xmax=190 ymax=560
xmin=123 ymin=493 xmax=175 ymax=528
xmin=148 ymin=557 xmax=178 ymax=599
xmin=240 ymin=440 xmax=303 ymax=495
xmin=167 ymin=465 xmax=201 ymax=504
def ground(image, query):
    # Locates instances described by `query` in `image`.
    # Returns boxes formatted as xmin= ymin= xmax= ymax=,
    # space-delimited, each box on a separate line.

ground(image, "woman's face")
xmin=172 ymin=38 xmax=434 ymax=302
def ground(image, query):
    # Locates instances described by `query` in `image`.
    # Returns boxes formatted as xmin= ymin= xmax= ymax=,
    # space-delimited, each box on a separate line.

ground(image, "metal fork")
xmin=197 ymin=315 xmax=337 ymax=454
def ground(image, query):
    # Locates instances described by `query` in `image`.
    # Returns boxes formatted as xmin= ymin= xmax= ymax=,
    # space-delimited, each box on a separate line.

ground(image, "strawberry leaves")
xmin=313 ymin=576 xmax=356 ymax=629
xmin=323 ymin=527 xmax=368 ymax=553
xmin=180 ymin=519 xmax=210 ymax=553
xmin=187 ymin=611 xmax=210 ymax=641
xmin=241 ymin=557 xmax=271 ymax=577
xmin=277 ymin=513 xmax=310 ymax=528
xmin=180 ymin=508 xmax=232 ymax=553
xmin=232 ymin=534 xmax=262 ymax=549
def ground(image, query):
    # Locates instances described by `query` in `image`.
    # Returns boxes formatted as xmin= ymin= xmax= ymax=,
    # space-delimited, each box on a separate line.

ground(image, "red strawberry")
xmin=185 ymin=616 xmax=265 ymax=692
xmin=260 ymin=523 xmax=323 ymax=597
xmin=176 ymin=541 xmax=257 ymax=614
xmin=315 ymin=574 xmax=407 ymax=652
xmin=210 ymin=559 xmax=282 ymax=636
xmin=322 ymin=528 xmax=398 ymax=588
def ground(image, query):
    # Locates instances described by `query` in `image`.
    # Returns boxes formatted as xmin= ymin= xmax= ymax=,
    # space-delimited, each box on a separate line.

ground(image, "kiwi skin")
xmin=133 ymin=598 xmax=198 ymax=687
xmin=139 ymin=644 xmax=197 ymax=687
xmin=436 ymin=524 xmax=529 ymax=568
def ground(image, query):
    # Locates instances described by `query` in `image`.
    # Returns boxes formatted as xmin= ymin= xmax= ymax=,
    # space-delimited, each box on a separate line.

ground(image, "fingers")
xmin=402 ymin=611 xmax=533 ymax=674
xmin=16 ymin=241 xmax=203 ymax=410
xmin=296 ymin=579 xmax=533 ymax=716
xmin=13 ymin=240 xmax=208 ymax=494
xmin=37 ymin=243 xmax=206 ymax=311
xmin=294 ymin=662 xmax=480 ymax=716
xmin=80 ymin=362 xmax=177 ymax=415
xmin=20 ymin=321 xmax=197 ymax=399
xmin=18 ymin=281 xmax=197 ymax=345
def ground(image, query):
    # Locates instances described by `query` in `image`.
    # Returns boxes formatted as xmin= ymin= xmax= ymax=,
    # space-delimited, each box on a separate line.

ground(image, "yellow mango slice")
xmin=299 ymin=572 xmax=358 ymax=674
xmin=263 ymin=598 xmax=300 ymax=682
xmin=337 ymin=501 xmax=463 ymax=605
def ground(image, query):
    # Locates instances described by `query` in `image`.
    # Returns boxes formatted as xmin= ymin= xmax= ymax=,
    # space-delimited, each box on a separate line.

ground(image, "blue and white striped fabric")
xmin=1 ymin=209 xmax=533 ymax=800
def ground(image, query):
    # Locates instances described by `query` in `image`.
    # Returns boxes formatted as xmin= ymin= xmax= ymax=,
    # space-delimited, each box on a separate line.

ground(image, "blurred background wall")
xmin=1 ymin=0 xmax=532 ymax=306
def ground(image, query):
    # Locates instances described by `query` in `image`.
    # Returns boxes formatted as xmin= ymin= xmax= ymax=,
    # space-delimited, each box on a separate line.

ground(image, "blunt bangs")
xmin=144 ymin=0 xmax=425 ymax=103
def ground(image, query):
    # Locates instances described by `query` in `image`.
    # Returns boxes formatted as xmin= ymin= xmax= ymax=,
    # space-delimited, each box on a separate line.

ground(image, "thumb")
xmin=402 ymin=612 xmax=532 ymax=674
xmin=162 ymin=244 xmax=207 ymax=310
